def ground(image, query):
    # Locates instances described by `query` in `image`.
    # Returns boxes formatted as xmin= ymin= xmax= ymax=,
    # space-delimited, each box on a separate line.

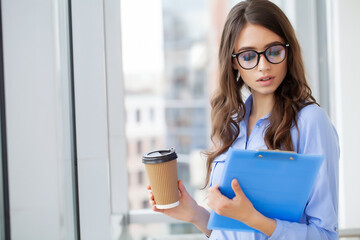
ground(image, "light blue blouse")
xmin=208 ymin=95 xmax=339 ymax=240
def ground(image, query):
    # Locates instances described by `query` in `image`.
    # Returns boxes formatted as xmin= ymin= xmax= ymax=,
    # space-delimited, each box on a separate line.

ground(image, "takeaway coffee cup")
xmin=142 ymin=148 xmax=179 ymax=209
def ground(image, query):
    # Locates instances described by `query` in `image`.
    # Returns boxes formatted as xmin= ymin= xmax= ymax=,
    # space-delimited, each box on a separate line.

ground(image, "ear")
xmin=232 ymin=58 xmax=239 ymax=70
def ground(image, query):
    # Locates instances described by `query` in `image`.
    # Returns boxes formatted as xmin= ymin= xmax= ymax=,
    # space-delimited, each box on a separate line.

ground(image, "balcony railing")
xmin=126 ymin=210 xmax=360 ymax=239
xmin=340 ymin=228 xmax=360 ymax=238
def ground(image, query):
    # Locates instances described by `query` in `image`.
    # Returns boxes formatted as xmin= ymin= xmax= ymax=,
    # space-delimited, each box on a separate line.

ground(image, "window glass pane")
xmin=122 ymin=0 xmax=212 ymax=212
xmin=121 ymin=0 xmax=223 ymax=237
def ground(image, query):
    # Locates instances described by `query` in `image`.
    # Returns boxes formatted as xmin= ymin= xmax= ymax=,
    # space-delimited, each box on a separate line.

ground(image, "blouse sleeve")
xmin=268 ymin=104 xmax=340 ymax=240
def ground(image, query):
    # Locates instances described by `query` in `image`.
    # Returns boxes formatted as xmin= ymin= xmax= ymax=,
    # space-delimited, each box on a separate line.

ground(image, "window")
xmin=137 ymin=140 xmax=142 ymax=155
xmin=142 ymin=200 xmax=149 ymax=209
xmin=137 ymin=171 xmax=144 ymax=185
xmin=151 ymin=138 xmax=156 ymax=150
xmin=136 ymin=109 xmax=141 ymax=123
xmin=122 ymin=0 xmax=212 ymax=238
xmin=128 ymin=171 xmax=131 ymax=186
xmin=126 ymin=140 xmax=130 ymax=157
xmin=149 ymin=108 xmax=154 ymax=122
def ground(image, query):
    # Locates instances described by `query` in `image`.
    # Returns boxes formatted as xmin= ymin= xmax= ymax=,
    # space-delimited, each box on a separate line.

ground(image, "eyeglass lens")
xmin=238 ymin=45 xmax=286 ymax=69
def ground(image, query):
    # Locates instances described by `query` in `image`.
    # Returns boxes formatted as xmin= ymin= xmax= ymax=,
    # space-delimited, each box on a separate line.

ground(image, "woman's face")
xmin=233 ymin=23 xmax=287 ymax=98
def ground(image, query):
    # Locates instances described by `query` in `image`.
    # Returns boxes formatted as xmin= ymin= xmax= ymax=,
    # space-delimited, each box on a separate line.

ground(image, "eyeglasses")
xmin=232 ymin=43 xmax=289 ymax=70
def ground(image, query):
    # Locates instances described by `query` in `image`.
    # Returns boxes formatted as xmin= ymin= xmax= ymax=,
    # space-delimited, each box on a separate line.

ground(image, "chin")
xmin=253 ymin=89 xmax=277 ymax=96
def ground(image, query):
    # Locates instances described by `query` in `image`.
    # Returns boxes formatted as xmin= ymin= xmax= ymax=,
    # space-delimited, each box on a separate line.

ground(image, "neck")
xmin=250 ymin=92 xmax=275 ymax=119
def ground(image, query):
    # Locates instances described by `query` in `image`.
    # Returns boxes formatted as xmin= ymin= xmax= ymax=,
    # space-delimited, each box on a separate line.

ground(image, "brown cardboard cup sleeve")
xmin=142 ymin=148 xmax=179 ymax=209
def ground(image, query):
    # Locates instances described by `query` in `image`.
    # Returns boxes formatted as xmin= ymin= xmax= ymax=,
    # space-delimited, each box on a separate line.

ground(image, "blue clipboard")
xmin=207 ymin=148 xmax=324 ymax=232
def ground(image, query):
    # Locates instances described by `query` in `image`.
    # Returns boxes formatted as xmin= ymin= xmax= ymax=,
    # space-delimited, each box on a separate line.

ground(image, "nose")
xmin=257 ymin=54 xmax=270 ymax=71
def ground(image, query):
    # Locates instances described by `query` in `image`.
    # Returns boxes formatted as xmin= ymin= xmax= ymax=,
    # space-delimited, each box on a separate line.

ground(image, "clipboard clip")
xmin=257 ymin=149 xmax=297 ymax=160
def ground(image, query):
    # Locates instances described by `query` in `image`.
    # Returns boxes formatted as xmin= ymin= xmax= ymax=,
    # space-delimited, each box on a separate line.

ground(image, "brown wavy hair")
xmin=204 ymin=0 xmax=317 ymax=187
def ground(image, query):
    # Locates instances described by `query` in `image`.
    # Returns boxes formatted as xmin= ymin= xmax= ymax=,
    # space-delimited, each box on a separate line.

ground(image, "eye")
xmin=268 ymin=50 xmax=281 ymax=57
xmin=239 ymin=51 xmax=257 ymax=62
xmin=266 ymin=46 xmax=283 ymax=57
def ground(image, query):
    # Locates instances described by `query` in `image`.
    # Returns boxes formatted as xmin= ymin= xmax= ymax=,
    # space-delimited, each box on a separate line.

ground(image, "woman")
xmin=148 ymin=0 xmax=339 ymax=239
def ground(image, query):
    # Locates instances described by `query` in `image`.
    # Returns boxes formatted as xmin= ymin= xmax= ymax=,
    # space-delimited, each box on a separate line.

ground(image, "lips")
xmin=256 ymin=75 xmax=275 ymax=87
xmin=257 ymin=75 xmax=274 ymax=82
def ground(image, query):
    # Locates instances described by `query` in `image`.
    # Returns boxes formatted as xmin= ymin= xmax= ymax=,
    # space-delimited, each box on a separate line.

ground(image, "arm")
xmin=268 ymin=106 xmax=339 ymax=239
xmin=268 ymin=109 xmax=340 ymax=240
xmin=190 ymin=205 xmax=211 ymax=237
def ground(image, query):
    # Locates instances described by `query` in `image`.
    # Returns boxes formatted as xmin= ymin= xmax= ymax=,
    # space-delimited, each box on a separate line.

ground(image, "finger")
xmin=208 ymin=184 xmax=227 ymax=201
xmin=207 ymin=184 xmax=231 ymax=210
xmin=147 ymin=185 xmax=151 ymax=190
xmin=231 ymin=178 xmax=245 ymax=198
xmin=150 ymin=199 xmax=156 ymax=206
xmin=178 ymin=180 xmax=187 ymax=193
xmin=208 ymin=183 xmax=220 ymax=192
xmin=152 ymin=205 xmax=164 ymax=213
xmin=149 ymin=192 xmax=154 ymax=200
xmin=178 ymin=179 xmax=188 ymax=198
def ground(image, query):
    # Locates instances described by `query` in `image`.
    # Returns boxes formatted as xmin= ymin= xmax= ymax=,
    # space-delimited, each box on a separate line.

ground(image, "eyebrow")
xmin=237 ymin=41 xmax=284 ymax=52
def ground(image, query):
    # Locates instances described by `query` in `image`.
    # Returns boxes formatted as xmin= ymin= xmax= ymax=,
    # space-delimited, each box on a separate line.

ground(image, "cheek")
xmin=282 ymin=61 xmax=288 ymax=74
xmin=280 ymin=63 xmax=288 ymax=80
xmin=238 ymin=69 xmax=253 ymax=84
xmin=275 ymin=61 xmax=288 ymax=83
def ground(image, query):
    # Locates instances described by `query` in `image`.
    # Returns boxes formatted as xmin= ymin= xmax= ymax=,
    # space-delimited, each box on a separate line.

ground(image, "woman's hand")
xmin=206 ymin=179 xmax=276 ymax=236
xmin=147 ymin=180 xmax=200 ymax=223
xmin=206 ymin=178 xmax=256 ymax=225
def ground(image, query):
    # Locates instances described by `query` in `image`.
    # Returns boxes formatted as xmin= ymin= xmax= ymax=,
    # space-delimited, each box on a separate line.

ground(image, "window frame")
xmin=0 ymin=1 xmax=10 ymax=237
xmin=101 ymin=0 xmax=199 ymax=237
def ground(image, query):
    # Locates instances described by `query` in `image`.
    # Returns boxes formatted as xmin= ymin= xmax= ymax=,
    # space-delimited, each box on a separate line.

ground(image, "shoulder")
xmin=297 ymin=103 xmax=329 ymax=125
xmin=295 ymin=103 xmax=339 ymax=154
xmin=296 ymin=103 xmax=335 ymax=134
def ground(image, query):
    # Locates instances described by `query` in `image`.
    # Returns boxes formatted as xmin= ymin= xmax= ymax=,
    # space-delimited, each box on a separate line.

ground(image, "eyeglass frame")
xmin=232 ymin=43 xmax=290 ymax=70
